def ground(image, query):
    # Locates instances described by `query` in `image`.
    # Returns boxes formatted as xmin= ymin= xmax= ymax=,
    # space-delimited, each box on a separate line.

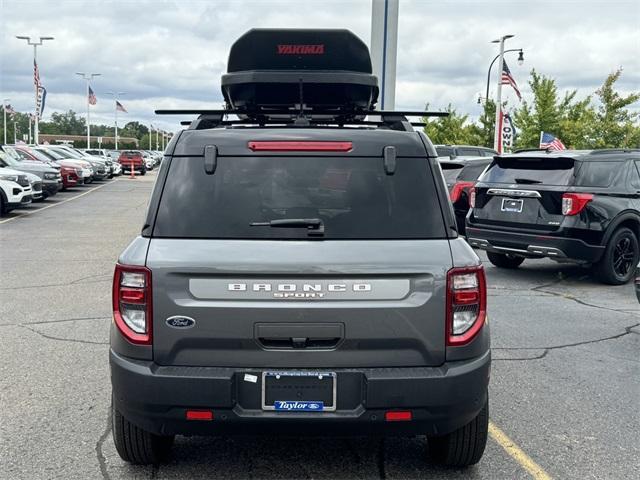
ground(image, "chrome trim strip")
xmin=487 ymin=188 xmax=541 ymax=198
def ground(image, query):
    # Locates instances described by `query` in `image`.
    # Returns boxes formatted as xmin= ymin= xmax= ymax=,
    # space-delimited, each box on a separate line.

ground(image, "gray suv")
xmin=110 ymin=28 xmax=490 ymax=468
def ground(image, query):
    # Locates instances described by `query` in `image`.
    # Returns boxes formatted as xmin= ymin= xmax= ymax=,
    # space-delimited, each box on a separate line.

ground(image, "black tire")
xmin=427 ymin=399 xmax=489 ymax=467
xmin=140 ymin=169 xmax=146 ymax=176
xmin=594 ymin=227 xmax=639 ymax=285
xmin=0 ymin=194 xmax=5 ymax=216
xmin=486 ymin=251 xmax=525 ymax=269
xmin=112 ymin=404 xmax=174 ymax=465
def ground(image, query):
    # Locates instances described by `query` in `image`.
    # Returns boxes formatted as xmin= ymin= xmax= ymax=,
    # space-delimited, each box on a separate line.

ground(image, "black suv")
xmin=466 ymin=150 xmax=640 ymax=284
xmin=436 ymin=145 xmax=497 ymax=159
xmin=110 ymin=28 xmax=490 ymax=468
xmin=440 ymin=157 xmax=492 ymax=235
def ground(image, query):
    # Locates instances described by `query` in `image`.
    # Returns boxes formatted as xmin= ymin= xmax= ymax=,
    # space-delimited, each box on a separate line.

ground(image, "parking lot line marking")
xmin=0 ymin=180 xmax=118 ymax=225
xmin=489 ymin=421 xmax=553 ymax=480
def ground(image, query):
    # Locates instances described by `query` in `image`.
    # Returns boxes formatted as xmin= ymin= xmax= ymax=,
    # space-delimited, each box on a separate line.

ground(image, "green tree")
xmin=592 ymin=68 xmax=640 ymax=148
xmin=40 ymin=110 xmax=86 ymax=135
xmin=468 ymin=99 xmax=496 ymax=148
xmin=422 ymin=104 xmax=478 ymax=145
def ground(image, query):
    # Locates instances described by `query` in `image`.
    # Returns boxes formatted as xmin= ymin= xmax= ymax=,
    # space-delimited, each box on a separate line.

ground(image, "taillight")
xmin=446 ymin=266 xmax=487 ymax=346
xmin=248 ymin=141 xmax=353 ymax=152
xmin=469 ymin=188 xmax=477 ymax=208
xmin=112 ymin=264 xmax=152 ymax=345
xmin=449 ymin=181 xmax=475 ymax=203
xmin=561 ymin=193 xmax=593 ymax=216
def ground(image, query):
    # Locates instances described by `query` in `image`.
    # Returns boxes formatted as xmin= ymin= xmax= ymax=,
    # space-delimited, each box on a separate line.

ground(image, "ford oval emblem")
xmin=166 ymin=316 xmax=196 ymax=329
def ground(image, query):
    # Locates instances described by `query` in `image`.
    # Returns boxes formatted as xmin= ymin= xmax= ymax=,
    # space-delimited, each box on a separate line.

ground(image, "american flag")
xmin=501 ymin=60 xmax=521 ymax=101
xmin=88 ymin=86 xmax=97 ymax=105
xmin=5 ymin=104 xmax=16 ymax=116
xmin=116 ymin=100 xmax=127 ymax=113
xmin=34 ymin=59 xmax=41 ymax=89
xmin=540 ymin=132 xmax=566 ymax=151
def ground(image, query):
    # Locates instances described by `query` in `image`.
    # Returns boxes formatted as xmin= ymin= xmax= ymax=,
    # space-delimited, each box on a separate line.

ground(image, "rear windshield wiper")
xmin=513 ymin=177 xmax=542 ymax=184
xmin=250 ymin=218 xmax=324 ymax=236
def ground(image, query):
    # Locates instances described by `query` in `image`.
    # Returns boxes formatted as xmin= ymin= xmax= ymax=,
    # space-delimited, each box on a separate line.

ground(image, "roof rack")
xmin=158 ymin=109 xmax=446 ymax=132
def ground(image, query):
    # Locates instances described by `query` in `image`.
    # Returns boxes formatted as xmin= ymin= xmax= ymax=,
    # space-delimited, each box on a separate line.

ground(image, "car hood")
xmin=10 ymin=161 xmax=57 ymax=175
xmin=0 ymin=167 xmax=39 ymax=183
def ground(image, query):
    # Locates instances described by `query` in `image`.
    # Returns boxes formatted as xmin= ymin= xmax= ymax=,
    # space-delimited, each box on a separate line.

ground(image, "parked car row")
xmin=440 ymin=148 xmax=640 ymax=285
xmin=0 ymin=145 xmax=163 ymax=216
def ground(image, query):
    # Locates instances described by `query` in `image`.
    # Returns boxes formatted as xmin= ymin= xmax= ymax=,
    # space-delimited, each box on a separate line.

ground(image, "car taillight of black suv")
xmin=466 ymin=149 xmax=640 ymax=284
xmin=109 ymin=28 xmax=490 ymax=469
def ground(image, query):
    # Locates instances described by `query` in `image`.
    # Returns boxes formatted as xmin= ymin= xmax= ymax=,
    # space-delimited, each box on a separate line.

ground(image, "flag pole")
xmin=492 ymin=35 xmax=514 ymax=153
xmin=86 ymin=79 xmax=90 ymax=148
xmin=115 ymin=101 xmax=118 ymax=150
xmin=2 ymin=99 xmax=7 ymax=145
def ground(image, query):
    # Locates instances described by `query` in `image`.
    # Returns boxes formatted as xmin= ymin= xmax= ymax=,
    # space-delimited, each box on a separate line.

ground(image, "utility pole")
xmin=76 ymin=72 xmax=101 ymax=149
xmin=16 ymin=35 xmax=54 ymax=145
xmin=106 ymin=92 xmax=126 ymax=150
xmin=370 ymin=0 xmax=399 ymax=110
xmin=492 ymin=35 xmax=514 ymax=153
xmin=2 ymin=98 xmax=9 ymax=145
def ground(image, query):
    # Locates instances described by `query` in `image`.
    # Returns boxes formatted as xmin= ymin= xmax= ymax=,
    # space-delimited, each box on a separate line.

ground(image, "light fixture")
xmin=517 ymin=49 xmax=525 ymax=66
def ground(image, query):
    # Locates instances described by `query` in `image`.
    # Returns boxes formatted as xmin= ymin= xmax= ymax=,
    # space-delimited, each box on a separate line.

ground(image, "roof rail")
xmin=158 ymin=109 xmax=446 ymax=132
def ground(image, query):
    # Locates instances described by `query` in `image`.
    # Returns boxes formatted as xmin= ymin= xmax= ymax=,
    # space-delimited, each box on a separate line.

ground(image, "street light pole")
xmin=155 ymin=128 xmax=159 ymax=151
xmin=76 ymin=72 xmax=101 ymax=149
xmin=492 ymin=35 xmax=514 ymax=153
xmin=14 ymin=122 xmax=18 ymax=144
xmin=485 ymin=49 xmax=523 ymax=103
xmin=16 ymin=35 xmax=54 ymax=145
xmin=106 ymin=92 xmax=126 ymax=150
xmin=2 ymin=98 xmax=9 ymax=145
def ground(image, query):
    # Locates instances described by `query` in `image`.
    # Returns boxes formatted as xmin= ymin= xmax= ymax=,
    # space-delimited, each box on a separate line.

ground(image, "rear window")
xmin=436 ymin=147 xmax=453 ymax=157
xmin=480 ymin=157 xmax=575 ymax=186
xmin=439 ymin=162 xmax=464 ymax=184
xmin=575 ymin=161 xmax=624 ymax=187
xmin=153 ymin=156 xmax=446 ymax=239
xmin=458 ymin=162 xmax=491 ymax=181
xmin=457 ymin=147 xmax=482 ymax=157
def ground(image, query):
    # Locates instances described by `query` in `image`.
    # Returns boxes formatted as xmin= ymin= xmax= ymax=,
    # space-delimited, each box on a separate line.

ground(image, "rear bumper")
xmin=110 ymin=349 xmax=490 ymax=437
xmin=466 ymin=225 xmax=604 ymax=262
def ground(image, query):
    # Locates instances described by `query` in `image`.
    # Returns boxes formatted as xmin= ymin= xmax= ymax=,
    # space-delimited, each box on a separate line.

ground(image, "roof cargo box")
xmin=221 ymin=29 xmax=379 ymax=113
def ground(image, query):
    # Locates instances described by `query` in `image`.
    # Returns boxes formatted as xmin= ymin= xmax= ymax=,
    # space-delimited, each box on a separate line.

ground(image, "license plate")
xmin=261 ymin=371 xmax=336 ymax=412
xmin=501 ymin=198 xmax=523 ymax=213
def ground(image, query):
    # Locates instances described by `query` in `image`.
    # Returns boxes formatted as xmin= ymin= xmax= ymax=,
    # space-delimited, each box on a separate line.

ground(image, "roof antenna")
xmin=294 ymin=78 xmax=310 ymax=126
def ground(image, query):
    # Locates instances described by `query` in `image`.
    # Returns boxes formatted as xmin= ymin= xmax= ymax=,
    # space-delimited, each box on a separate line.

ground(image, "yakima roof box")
xmin=221 ymin=29 xmax=379 ymax=113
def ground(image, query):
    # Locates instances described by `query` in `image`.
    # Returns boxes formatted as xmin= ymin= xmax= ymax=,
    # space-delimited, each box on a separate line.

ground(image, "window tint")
xmin=576 ymin=161 xmax=625 ymax=188
xmin=154 ymin=156 xmax=446 ymax=239
xmin=632 ymin=161 xmax=640 ymax=190
xmin=436 ymin=147 xmax=453 ymax=157
xmin=458 ymin=162 xmax=491 ymax=181
xmin=480 ymin=157 xmax=575 ymax=185
xmin=457 ymin=148 xmax=481 ymax=156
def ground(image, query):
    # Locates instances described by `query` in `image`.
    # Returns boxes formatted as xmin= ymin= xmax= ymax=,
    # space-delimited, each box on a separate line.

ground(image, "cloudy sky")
xmin=1 ymin=0 xmax=639 ymax=133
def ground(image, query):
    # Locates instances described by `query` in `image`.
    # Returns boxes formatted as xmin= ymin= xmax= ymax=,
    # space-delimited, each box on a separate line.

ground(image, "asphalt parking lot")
xmin=1 ymin=172 xmax=639 ymax=480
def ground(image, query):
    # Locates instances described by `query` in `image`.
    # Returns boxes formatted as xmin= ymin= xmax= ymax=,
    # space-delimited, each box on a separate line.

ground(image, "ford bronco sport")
xmin=110 ymin=29 xmax=490 ymax=467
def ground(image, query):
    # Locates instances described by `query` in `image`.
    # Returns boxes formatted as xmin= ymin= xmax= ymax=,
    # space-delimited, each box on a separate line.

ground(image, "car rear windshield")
xmin=153 ymin=156 xmax=447 ymax=239
xmin=480 ymin=157 xmax=575 ymax=186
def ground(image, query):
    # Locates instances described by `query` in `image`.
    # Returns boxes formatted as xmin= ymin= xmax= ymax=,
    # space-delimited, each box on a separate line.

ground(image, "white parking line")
xmin=0 ymin=179 xmax=119 ymax=225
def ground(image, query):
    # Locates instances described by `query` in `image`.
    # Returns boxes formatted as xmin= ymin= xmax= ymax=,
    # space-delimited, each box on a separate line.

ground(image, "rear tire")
xmin=427 ymin=399 xmax=489 ymax=467
xmin=594 ymin=227 xmax=639 ymax=285
xmin=486 ymin=251 xmax=525 ymax=269
xmin=0 ymin=194 xmax=5 ymax=215
xmin=112 ymin=403 xmax=174 ymax=465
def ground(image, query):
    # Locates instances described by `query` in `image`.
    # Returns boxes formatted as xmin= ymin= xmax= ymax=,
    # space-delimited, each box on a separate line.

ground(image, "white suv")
xmin=0 ymin=170 xmax=33 ymax=215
